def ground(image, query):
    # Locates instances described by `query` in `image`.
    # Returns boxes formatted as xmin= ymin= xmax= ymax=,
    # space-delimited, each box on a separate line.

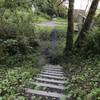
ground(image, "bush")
xmin=35 ymin=11 xmax=51 ymax=20
xmin=28 ymin=37 xmax=39 ymax=49
xmin=1 ymin=39 xmax=18 ymax=56
xmin=85 ymin=27 xmax=100 ymax=54
xmin=0 ymin=36 xmax=39 ymax=57
xmin=17 ymin=37 xmax=29 ymax=55
xmin=0 ymin=7 xmax=35 ymax=39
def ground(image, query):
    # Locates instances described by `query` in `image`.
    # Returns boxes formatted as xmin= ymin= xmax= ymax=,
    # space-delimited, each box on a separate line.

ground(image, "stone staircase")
xmin=25 ymin=65 xmax=67 ymax=100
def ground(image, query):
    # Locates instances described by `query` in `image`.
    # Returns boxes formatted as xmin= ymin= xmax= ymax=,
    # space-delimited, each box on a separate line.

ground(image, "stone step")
xmin=34 ymin=77 xmax=66 ymax=84
xmin=39 ymin=74 xmax=66 ymax=80
xmin=43 ymin=66 xmax=62 ymax=69
xmin=42 ymin=68 xmax=62 ymax=72
xmin=43 ymin=65 xmax=62 ymax=68
xmin=43 ymin=66 xmax=63 ymax=69
xmin=43 ymin=65 xmax=62 ymax=67
xmin=30 ymin=82 xmax=64 ymax=90
xmin=42 ymin=70 xmax=63 ymax=74
xmin=41 ymin=72 xmax=64 ymax=76
xmin=25 ymin=89 xmax=65 ymax=99
xmin=42 ymin=68 xmax=62 ymax=71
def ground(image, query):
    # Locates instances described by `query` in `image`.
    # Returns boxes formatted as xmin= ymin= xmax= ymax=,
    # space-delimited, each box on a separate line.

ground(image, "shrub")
xmin=2 ymin=39 xmax=18 ymax=56
xmin=0 ymin=36 xmax=40 ymax=57
xmin=85 ymin=27 xmax=100 ymax=54
xmin=17 ymin=37 xmax=29 ymax=55
xmin=28 ymin=37 xmax=39 ymax=49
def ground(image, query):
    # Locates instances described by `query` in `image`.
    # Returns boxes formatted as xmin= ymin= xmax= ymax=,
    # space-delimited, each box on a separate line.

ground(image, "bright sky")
xmin=65 ymin=0 xmax=100 ymax=10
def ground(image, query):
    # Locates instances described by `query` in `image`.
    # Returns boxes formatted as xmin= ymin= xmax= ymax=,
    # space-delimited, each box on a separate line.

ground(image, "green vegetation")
xmin=54 ymin=17 xmax=67 ymax=22
xmin=0 ymin=66 xmax=39 ymax=99
xmin=35 ymin=25 xmax=67 ymax=39
xmin=60 ymin=14 xmax=100 ymax=100
xmin=0 ymin=37 xmax=40 ymax=99
xmin=33 ymin=11 xmax=51 ymax=23
xmin=63 ymin=55 xmax=100 ymax=99
xmin=0 ymin=0 xmax=100 ymax=99
xmin=0 ymin=1 xmax=40 ymax=99
xmin=35 ymin=16 xmax=50 ymax=23
xmin=33 ymin=0 xmax=67 ymax=18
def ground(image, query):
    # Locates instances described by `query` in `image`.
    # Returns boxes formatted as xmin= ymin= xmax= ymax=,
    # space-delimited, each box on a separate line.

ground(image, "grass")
xmin=35 ymin=16 xmax=50 ymax=23
xmin=33 ymin=15 xmax=67 ymax=23
xmin=34 ymin=23 xmax=67 ymax=33
xmin=34 ymin=25 xmax=67 ymax=43
xmin=53 ymin=17 xmax=67 ymax=23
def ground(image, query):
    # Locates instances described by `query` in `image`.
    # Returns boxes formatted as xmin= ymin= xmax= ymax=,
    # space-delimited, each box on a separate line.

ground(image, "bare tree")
xmin=65 ymin=0 xmax=74 ymax=54
xmin=75 ymin=0 xmax=99 ymax=48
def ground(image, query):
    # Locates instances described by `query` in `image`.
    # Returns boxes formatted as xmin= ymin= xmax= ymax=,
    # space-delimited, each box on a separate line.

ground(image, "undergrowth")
xmin=0 ymin=53 xmax=40 ymax=100
xmin=63 ymin=55 xmax=100 ymax=100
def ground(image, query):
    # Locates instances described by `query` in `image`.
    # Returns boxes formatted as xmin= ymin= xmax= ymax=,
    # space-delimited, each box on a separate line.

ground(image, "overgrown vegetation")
xmin=0 ymin=1 xmax=40 ymax=99
xmin=33 ymin=0 xmax=67 ymax=18
xmin=62 ymin=14 xmax=100 ymax=99
xmin=0 ymin=0 xmax=100 ymax=99
xmin=75 ymin=14 xmax=100 ymax=55
xmin=0 ymin=66 xmax=39 ymax=99
xmin=63 ymin=55 xmax=100 ymax=99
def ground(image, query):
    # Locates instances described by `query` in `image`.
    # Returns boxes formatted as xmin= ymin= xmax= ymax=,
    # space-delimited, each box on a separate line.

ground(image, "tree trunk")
xmin=75 ymin=0 xmax=99 ymax=48
xmin=65 ymin=0 xmax=74 ymax=54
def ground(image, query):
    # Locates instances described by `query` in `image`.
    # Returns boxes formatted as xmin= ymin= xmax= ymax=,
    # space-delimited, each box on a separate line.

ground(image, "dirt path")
xmin=35 ymin=21 xmax=67 ymax=27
